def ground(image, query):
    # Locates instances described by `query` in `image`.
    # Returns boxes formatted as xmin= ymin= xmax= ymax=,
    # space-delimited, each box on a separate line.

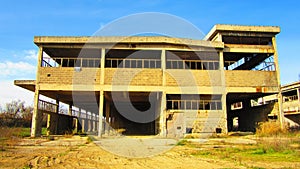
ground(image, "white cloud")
xmin=24 ymin=49 xmax=38 ymax=60
xmin=0 ymin=81 xmax=34 ymax=107
xmin=0 ymin=61 xmax=36 ymax=78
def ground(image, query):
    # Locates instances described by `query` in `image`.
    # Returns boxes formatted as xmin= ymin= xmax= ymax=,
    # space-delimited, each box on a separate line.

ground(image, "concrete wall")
xmin=39 ymin=67 xmax=101 ymax=85
xmin=105 ymin=68 xmax=162 ymax=86
xmin=225 ymin=71 xmax=278 ymax=87
xmin=166 ymin=70 xmax=222 ymax=86
xmin=166 ymin=110 xmax=226 ymax=136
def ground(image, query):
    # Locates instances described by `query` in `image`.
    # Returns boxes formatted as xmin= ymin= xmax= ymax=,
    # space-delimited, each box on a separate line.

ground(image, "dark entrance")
xmin=105 ymin=92 xmax=161 ymax=135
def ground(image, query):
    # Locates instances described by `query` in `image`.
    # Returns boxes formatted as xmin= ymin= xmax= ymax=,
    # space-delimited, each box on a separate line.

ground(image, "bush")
xmin=256 ymin=121 xmax=286 ymax=137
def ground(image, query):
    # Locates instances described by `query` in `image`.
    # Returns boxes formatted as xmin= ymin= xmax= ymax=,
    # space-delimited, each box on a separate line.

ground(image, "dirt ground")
xmin=0 ymin=136 xmax=299 ymax=169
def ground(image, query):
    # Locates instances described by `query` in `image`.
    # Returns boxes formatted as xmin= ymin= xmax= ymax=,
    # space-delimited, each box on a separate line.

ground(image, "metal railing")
xmin=283 ymin=95 xmax=299 ymax=102
xmin=167 ymin=99 xmax=222 ymax=110
xmin=38 ymin=100 xmax=57 ymax=113
xmin=105 ymin=58 xmax=161 ymax=68
xmin=42 ymin=57 xmax=101 ymax=68
xmin=166 ymin=60 xmax=219 ymax=70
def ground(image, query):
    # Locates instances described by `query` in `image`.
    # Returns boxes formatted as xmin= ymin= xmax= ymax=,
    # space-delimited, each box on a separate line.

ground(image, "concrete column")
xmin=159 ymin=92 xmax=167 ymax=137
xmin=272 ymin=37 xmax=285 ymax=129
xmin=159 ymin=49 xmax=167 ymax=137
xmin=68 ymin=104 xmax=72 ymax=116
xmin=297 ymin=88 xmax=300 ymax=112
xmin=31 ymin=46 xmax=43 ymax=137
xmin=56 ymin=99 xmax=59 ymax=113
xmin=46 ymin=114 xmax=51 ymax=136
xmin=92 ymin=113 xmax=96 ymax=131
xmin=100 ymin=48 xmax=105 ymax=85
xmin=91 ymin=113 xmax=94 ymax=131
xmin=105 ymin=101 xmax=111 ymax=134
xmin=55 ymin=99 xmax=59 ymax=134
xmin=31 ymin=89 xmax=41 ymax=137
xmin=161 ymin=49 xmax=166 ymax=86
xmin=297 ymin=88 xmax=300 ymax=102
xmin=98 ymin=90 xmax=104 ymax=137
xmin=219 ymin=51 xmax=228 ymax=133
xmin=88 ymin=112 xmax=91 ymax=132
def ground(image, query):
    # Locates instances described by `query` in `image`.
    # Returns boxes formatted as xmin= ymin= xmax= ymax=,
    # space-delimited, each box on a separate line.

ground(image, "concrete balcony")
xmin=225 ymin=70 xmax=279 ymax=93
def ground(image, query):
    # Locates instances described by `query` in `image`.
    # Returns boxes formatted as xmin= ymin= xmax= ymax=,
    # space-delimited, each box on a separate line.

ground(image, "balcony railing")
xmin=38 ymin=100 xmax=57 ymax=113
xmin=167 ymin=99 xmax=222 ymax=110
xmin=166 ymin=60 xmax=219 ymax=70
xmin=283 ymin=95 xmax=299 ymax=102
xmin=42 ymin=57 xmax=101 ymax=68
xmin=105 ymin=58 xmax=161 ymax=68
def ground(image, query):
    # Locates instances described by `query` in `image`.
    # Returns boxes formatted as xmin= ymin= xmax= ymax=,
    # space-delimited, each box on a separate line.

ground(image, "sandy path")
xmin=1 ymin=136 xmax=299 ymax=169
xmin=0 ymin=136 xmax=243 ymax=169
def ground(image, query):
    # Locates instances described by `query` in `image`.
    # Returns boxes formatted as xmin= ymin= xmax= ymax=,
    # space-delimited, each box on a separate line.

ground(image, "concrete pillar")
xmin=90 ymin=113 xmax=93 ymax=132
xmin=92 ymin=113 xmax=95 ymax=131
xmin=94 ymin=114 xmax=97 ymax=132
xmin=105 ymin=101 xmax=110 ymax=134
xmin=297 ymin=88 xmax=300 ymax=102
xmin=98 ymin=48 xmax=105 ymax=137
xmin=30 ymin=46 xmax=43 ymax=137
xmin=219 ymin=51 xmax=228 ymax=133
xmin=272 ymin=36 xmax=284 ymax=129
xmin=159 ymin=49 xmax=167 ymax=137
xmin=297 ymin=88 xmax=300 ymax=114
xmin=68 ymin=104 xmax=72 ymax=116
xmin=31 ymin=89 xmax=41 ymax=137
xmin=98 ymin=90 xmax=104 ymax=137
xmin=55 ymin=100 xmax=59 ymax=134
xmin=46 ymin=114 xmax=51 ymax=136
xmin=100 ymin=48 xmax=105 ymax=85
xmin=88 ymin=112 xmax=91 ymax=132
xmin=161 ymin=49 xmax=166 ymax=86
xmin=159 ymin=92 xmax=167 ymax=137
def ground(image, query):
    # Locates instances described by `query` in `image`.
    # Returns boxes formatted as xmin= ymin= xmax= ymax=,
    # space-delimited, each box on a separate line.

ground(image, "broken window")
xmin=105 ymin=49 xmax=161 ymax=68
xmin=166 ymin=51 xmax=219 ymax=70
xmin=41 ymin=49 xmax=101 ymax=68
xmin=224 ymin=53 xmax=275 ymax=71
xmin=166 ymin=94 xmax=222 ymax=110
xmin=222 ymin=36 xmax=272 ymax=45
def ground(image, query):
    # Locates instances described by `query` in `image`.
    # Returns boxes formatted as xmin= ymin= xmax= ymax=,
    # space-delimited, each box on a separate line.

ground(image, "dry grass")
xmin=0 ymin=127 xmax=23 ymax=150
xmin=256 ymin=121 xmax=287 ymax=137
xmin=255 ymin=121 xmax=300 ymax=154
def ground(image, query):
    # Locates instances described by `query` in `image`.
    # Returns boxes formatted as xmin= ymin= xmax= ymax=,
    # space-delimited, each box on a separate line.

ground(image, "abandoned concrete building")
xmin=14 ymin=24 xmax=283 ymax=137
xmin=281 ymin=81 xmax=300 ymax=128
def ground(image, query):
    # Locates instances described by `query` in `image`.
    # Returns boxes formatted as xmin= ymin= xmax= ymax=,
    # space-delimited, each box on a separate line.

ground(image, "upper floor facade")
xmin=17 ymin=24 xmax=281 ymax=94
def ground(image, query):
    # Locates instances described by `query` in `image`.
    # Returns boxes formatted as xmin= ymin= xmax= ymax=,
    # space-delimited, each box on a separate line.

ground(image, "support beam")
xmin=100 ymin=48 xmax=105 ymax=85
xmin=31 ymin=89 xmax=41 ymax=137
xmin=219 ymin=51 xmax=228 ymax=133
xmin=105 ymin=101 xmax=111 ymax=135
xmin=55 ymin=99 xmax=59 ymax=134
xmin=297 ymin=88 xmax=300 ymax=102
xmin=68 ymin=104 xmax=72 ymax=116
xmin=272 ymin=37 xmax=284 ymax=129
xmin=159 ymin=92 xmax=167 ymax=137
xmin=161 ymin=49 xmax=166 ymax=86
xmin=31 ymin=46 xmax=43 ymax=137
xmin=160 ymin=50 xmax=167 ymax=136
xmin=98 ymin=90 xmax=104 ymax=137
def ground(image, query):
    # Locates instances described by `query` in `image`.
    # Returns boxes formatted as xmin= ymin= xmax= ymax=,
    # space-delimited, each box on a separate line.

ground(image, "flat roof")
xmin=281 ymin=81 xmax=300 ymax=92
xmin=204 ymin=24 xmax=280 ymax=40
xmin=34 ymin=36 xmax=224 ymax=49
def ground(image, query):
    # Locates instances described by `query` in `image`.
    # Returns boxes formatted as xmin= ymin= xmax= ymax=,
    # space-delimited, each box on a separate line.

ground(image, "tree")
xmin=0 ymin=100 xmax=33 ymax=127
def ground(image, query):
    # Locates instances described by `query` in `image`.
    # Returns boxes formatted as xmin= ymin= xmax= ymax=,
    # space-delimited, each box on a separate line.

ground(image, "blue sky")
xmin=0 ymin=0 xmax=299 ymax=106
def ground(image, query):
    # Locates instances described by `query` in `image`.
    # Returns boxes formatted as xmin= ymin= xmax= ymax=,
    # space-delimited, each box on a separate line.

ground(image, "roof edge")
xmin=204 ymin=24 xmax=281 ymax=41
xmin=34 ymin=36 xmax=224 ymax=48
